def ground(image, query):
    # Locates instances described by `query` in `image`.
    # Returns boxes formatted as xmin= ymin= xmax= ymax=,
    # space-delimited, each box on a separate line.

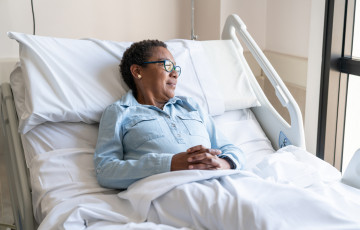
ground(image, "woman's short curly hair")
xmin=120 ymin=40 xmax=167 ymax=95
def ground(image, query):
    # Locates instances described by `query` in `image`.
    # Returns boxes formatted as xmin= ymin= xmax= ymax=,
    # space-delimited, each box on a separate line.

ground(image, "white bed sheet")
xmin=30 ymin=146 xmax=360 ymax=230
xmin=24 ymin=108 xmax=360 ymax=229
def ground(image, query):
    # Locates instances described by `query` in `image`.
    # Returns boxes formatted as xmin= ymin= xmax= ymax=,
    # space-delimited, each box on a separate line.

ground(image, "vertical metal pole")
xmin=191 ymin=0 xmax=197 ymax=40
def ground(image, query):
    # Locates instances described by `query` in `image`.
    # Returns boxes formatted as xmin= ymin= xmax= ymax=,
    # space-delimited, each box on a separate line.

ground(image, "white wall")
xmin=219 ymin=0 xmax=311 ymax=88
xmin=220 ymin=0 xmax=267 ymax=50
xmin=194 ymin=0 xmax=221 ymax=41
xmin=0 ymin=0 xmax=192 ymax=59
xmin=0 ymin=0 xmax=192 ymax=82
xmin=266 ymin=0 xmax=311 ymax=58
xmin=0 ymin=0 xmax=311 ymax=64
xmin=219 ymin=0 xmax=311 ymax=59
xmin=0 ymin=0 xmax=32 ymax=59
xmin=36 ymin=0 xmax=192 ymax=41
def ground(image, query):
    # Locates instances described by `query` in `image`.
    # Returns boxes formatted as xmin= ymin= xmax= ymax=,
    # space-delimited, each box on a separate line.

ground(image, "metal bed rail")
xmin=0 ymin=83 xmax=36 ymax=230
xmin=222 ymin=14 xmax=306 ymax=150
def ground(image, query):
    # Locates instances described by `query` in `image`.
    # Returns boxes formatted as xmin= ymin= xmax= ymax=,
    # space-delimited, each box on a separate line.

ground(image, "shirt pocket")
xmin=123 ymin=115 xmax=164 ymax=149
xmin=178 ymin=111 xmax=209 ymax=138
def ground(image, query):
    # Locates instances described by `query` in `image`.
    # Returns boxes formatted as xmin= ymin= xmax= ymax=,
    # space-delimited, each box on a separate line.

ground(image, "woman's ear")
xmin=130 ymin=64 xmax=142 ymax=80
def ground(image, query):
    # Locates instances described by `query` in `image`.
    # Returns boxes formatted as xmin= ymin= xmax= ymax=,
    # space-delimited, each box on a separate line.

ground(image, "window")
xmin=319 ymin=0 xmax=360 ymax=172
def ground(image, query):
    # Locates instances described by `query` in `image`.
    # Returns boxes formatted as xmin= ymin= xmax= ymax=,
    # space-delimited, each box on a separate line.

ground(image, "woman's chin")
xmin=166 ymin=85 xmax=176 ymax=94
xmin=166 ymin=90 xmax=176 ymax=99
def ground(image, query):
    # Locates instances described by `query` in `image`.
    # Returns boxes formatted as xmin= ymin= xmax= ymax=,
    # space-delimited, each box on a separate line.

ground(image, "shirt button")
xmin=171 ymin=123 xmax=176 ymax=127
xmin=177 ymin=134 xmax=181 ymax=137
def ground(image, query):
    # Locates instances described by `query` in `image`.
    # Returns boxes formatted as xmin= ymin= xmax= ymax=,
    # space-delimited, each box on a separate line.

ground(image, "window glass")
xmin=342 ymin=75 xmax=360 ymax=172
xmin=342 ymin=2 xmax=360 ymax=172
xmin=352 ymin=2 xmax=360 ymax=57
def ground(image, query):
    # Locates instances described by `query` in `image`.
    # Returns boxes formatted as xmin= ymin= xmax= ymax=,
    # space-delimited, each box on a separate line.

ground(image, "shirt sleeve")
xmin=187 ymin=98 xmax=246 ymax=170
xmin=93 ymin=104 xmax=173 ymax=189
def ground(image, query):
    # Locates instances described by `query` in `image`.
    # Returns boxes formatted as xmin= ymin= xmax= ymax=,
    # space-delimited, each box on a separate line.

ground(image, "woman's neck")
xmin=136 ymin=92 xmax=166 ymax=109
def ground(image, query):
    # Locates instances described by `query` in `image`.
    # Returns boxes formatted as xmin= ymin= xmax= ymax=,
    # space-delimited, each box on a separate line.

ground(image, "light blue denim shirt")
xmin=94 ymin=90 xmax=245 ymax=189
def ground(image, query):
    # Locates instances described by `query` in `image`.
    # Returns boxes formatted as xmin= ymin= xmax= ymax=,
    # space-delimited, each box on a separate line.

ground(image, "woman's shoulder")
xmin=104 ymin=91 xmax=135 ymax=110
xmin=104 ymin=100 xmax=124 ymax=112
xmin=102 ymin=99 xmax=131 ymax=119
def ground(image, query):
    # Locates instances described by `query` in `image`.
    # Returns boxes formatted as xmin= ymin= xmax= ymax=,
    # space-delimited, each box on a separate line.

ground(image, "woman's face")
xmin=136 ymin=46 xmax=179 ymax=104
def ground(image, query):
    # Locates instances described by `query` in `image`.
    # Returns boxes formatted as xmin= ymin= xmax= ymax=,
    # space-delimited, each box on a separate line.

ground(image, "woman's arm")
xmin=94 ymin=104 xmax=173 ymax=189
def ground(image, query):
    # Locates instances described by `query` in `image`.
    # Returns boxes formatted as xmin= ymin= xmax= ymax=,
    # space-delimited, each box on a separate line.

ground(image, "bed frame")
xmin=0 ymin=14 xmax=305 ymax=230
xmin=0 ymin=83 xmax=37 ymax=229
xmin=222 ymin=14 xmax=305 ymax=150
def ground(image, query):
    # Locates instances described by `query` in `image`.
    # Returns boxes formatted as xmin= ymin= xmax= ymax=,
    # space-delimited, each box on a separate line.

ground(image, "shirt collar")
xmin=119 ymin=90 xmax=184 ymax=107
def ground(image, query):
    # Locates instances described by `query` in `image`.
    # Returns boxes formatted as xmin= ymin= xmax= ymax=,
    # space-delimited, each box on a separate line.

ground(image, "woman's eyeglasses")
xmin=143 ymin=59 xmax=181 ymax=76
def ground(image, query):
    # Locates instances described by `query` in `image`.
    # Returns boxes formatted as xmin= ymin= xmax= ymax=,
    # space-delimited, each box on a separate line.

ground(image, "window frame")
xmin=317 ymin=0 xmax=358 ymax=171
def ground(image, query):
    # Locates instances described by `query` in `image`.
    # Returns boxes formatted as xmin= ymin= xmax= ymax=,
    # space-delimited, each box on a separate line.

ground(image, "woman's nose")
xmin=170 ymin=70 xmax=179 ymax=78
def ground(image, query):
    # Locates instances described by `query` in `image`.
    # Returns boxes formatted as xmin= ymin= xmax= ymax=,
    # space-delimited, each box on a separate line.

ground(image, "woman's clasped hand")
xmin=171 ymin=145 xmax=231 ymax=171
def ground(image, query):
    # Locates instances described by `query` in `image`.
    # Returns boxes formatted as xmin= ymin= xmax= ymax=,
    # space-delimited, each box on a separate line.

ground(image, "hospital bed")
xmin=1 ymin=14 xmax=360 ymax=230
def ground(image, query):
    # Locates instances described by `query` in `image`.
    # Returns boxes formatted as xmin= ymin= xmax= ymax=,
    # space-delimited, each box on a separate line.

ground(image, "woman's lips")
xmin=167 ymin=82 xmax=177 ymax=87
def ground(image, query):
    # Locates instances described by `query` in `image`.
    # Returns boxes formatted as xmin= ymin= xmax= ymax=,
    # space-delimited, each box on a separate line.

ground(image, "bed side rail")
xmin=221 ymin=14 xmax=306 ymax=150
xmin=0 ymin=83 xmax=35 ymax=230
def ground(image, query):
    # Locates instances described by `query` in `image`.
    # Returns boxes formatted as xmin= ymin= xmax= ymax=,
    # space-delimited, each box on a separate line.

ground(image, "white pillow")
xmin=9 ymin=32 xmax=129 ymax=133
xmin=9 ymin=32 xmax=259 ymax=133
xmin=202 ymin=40 xmax=260 ymax=111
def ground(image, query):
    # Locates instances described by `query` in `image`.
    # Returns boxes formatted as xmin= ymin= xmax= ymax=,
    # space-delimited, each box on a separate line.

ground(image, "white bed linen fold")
xmin=31 ymin=146 xmax=360 ymax=229
xmin=21 ymin=122 xmax=99 ymax=167
xmin=30 ymin=148 xmax=193 ymax=230
xmin=143 ymin=169 xmax=360 ymax=230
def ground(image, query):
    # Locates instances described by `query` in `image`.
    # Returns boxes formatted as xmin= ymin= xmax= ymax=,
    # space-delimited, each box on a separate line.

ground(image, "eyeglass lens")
xmin=164 ymin=60 xmax=173 ymax=72
xmin=164 ymin=60 xmax=181 ymax=75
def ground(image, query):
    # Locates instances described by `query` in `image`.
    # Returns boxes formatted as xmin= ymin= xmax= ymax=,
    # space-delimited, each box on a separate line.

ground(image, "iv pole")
xmin=191 ymin=0 xmax=198 ymax=40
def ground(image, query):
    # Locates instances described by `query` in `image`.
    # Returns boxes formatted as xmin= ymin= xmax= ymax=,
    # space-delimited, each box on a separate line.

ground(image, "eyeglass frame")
xmin=142 ymin=59 xmax=181 ymax=76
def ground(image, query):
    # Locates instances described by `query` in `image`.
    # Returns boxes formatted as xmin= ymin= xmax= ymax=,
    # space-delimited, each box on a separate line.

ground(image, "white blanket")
xmin=33 ymin=146 xmax=360 ymax=229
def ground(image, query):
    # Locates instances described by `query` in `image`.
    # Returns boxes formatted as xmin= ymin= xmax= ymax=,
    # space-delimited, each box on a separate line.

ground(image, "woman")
xmin=94 ymin=40 xmax=245 ymax=189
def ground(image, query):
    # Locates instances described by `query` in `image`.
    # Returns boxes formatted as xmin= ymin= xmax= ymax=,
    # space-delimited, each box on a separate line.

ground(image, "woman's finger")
xmin=186 ymin=145 xmax=206 ymax=153
xmin=187 ymin=152 xmax=207 ymax=162
xmin=188 ymin=152 xmax=217 ymax=162
xmin=187 ymin=146 xmax=222 ymax=157
xmin=188 ymin=154 xmax=221 ymax=168
xmin=208 ymin=149 xmax=222 ymax=156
